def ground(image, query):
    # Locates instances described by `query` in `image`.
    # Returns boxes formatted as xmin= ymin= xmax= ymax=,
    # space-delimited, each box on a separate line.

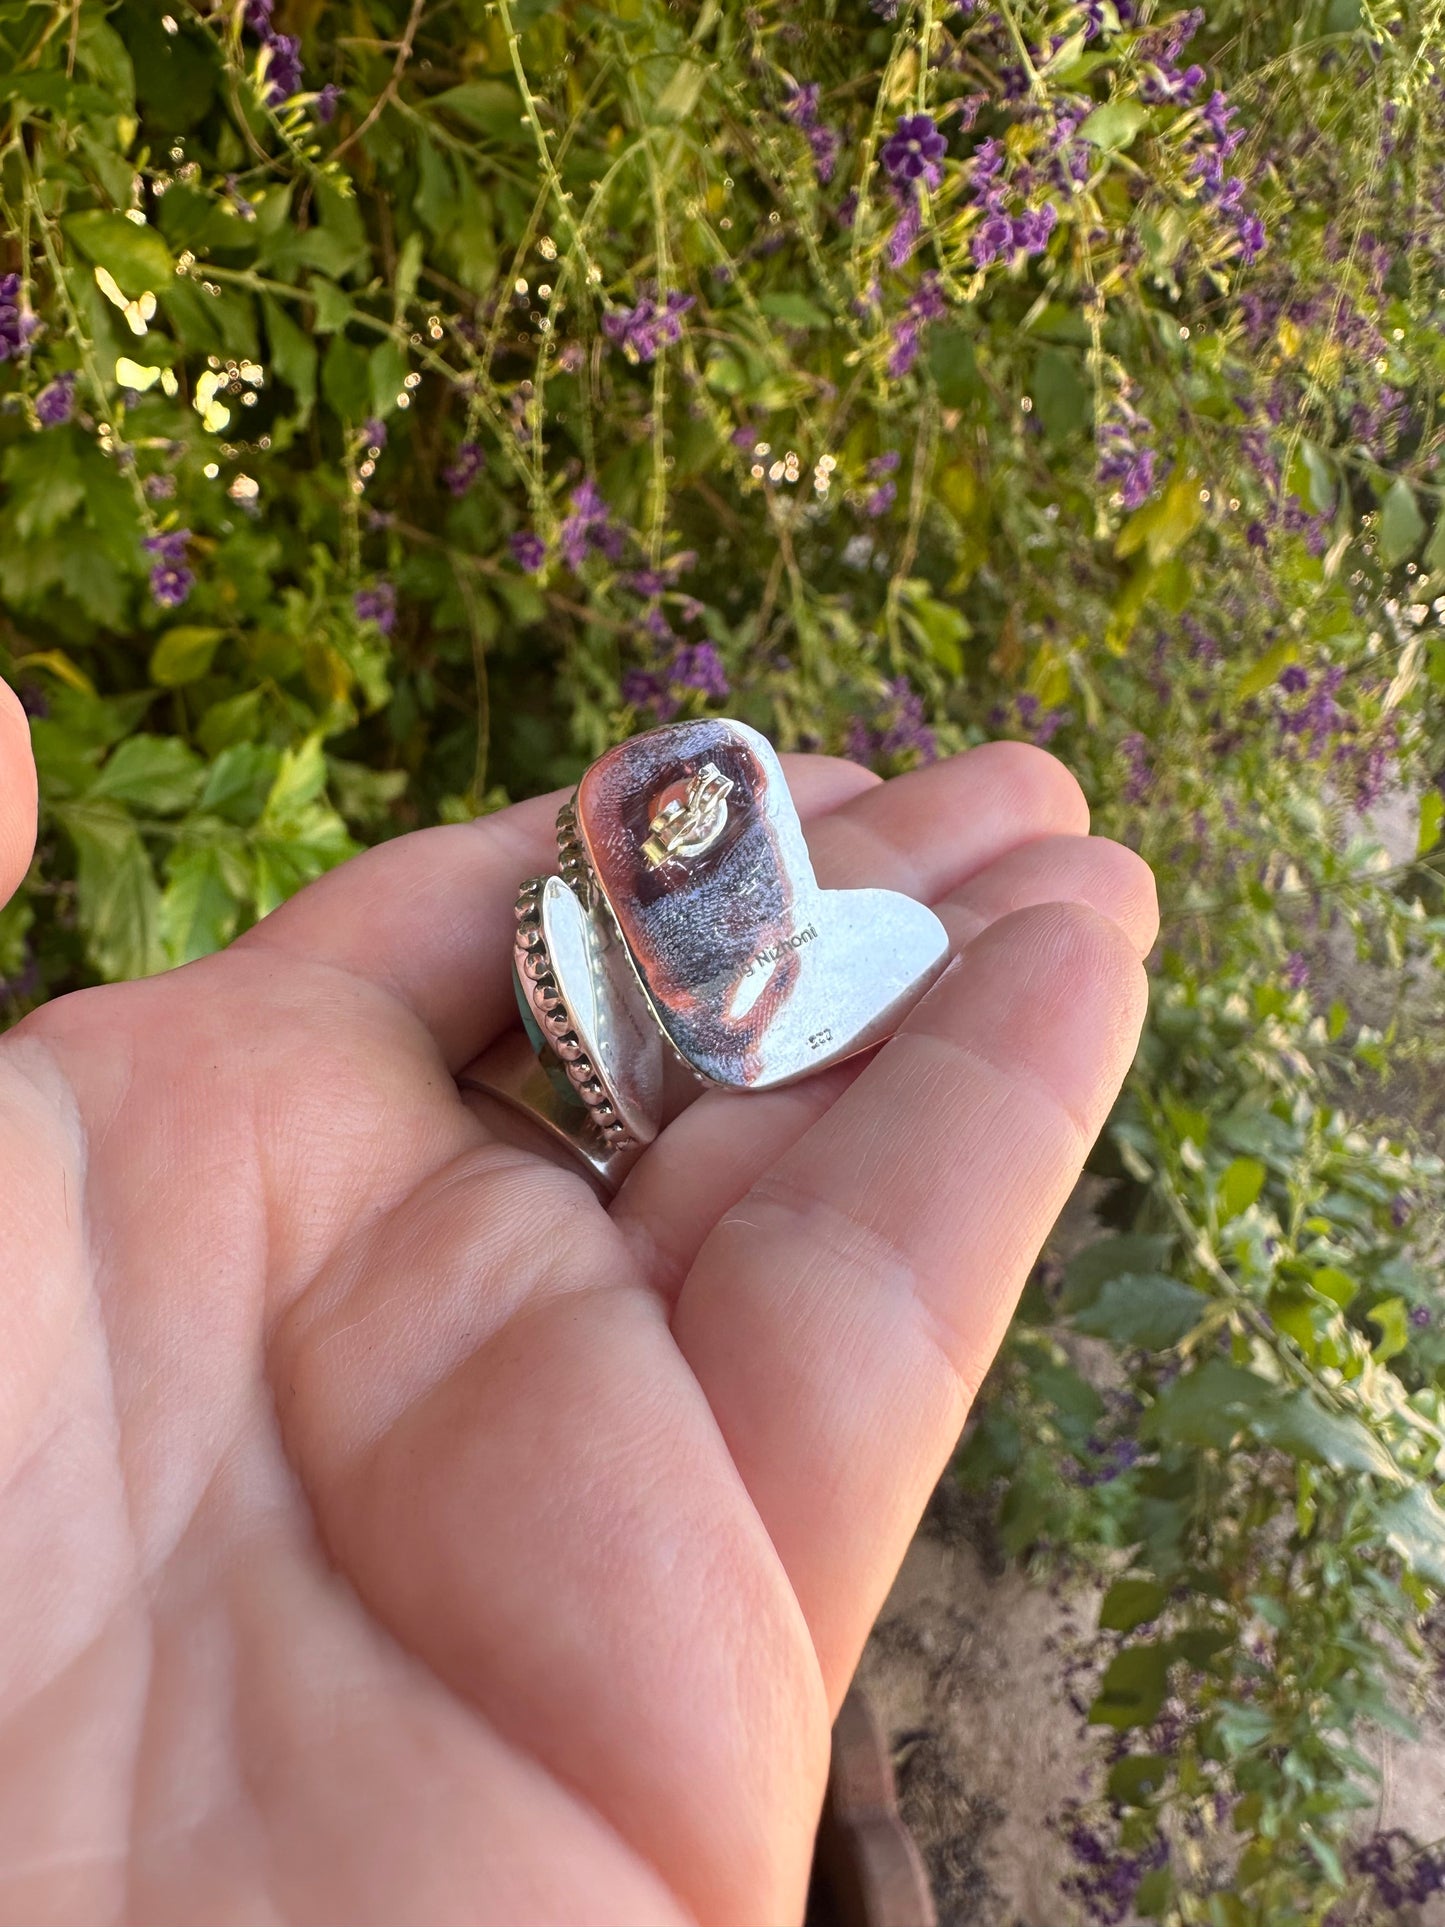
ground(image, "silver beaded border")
xmin=512 ymin=877 xmax=635 ymax=1149
xmin=555 ymin=799 xmax=597 ymax=911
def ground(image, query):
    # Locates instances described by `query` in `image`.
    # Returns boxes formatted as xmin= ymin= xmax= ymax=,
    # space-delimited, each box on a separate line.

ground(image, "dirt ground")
xmin=852 ymin=785 xmax=1445 ymax=1925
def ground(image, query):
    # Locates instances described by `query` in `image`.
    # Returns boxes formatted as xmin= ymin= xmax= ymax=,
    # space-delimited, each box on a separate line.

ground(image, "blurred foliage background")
xmin=3 ymin=0 xmax=1445 ymax=1916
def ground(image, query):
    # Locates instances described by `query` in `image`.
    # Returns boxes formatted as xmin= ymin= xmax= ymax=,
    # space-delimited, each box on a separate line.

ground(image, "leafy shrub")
xmin=3 ymin=0 xmax=1445 ymax=1916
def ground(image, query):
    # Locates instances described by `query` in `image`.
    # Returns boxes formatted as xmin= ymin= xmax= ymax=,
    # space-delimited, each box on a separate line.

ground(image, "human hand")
xmin=0 ymin=679 xmax=1154 ymax=1926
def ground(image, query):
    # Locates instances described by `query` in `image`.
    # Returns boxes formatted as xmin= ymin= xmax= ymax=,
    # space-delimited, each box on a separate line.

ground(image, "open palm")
xmin=0 ymin=682 xmax=1154 ymax=1927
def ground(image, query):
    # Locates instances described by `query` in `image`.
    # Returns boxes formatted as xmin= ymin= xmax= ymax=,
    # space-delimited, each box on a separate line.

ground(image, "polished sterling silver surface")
xmin=531 ymin=874 xmax=663 ymax=1144
xmin=511 ymin=875 xmax=663 ymax=1148
xmin=573 ymin=717 xmax=950 ymax=1092
xmin=459 ymin=1029 xmax=643 ymax=1191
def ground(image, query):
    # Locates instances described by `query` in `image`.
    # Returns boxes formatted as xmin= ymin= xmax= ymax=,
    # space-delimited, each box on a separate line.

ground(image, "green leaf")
xmin=64 ymin=211 xmax=175 ymax=297
xmin=654 ymin=59 xmax=706 ymax=121
xmin=758 ymin=292 xmax=832 ymax=330
xmin=1089 ymin=1643 xmax=1170 ymax=1729
xmin=1379 ymin=477 xmax=1426 ymax=566
xmin=251 ymin=812 xmax=353 ymax=916
xmin=122 ymin=0 xmax=218 ymax=131
xmin=1294 ymin=438 xmax=1336 ymax=517
xmin=1115 ymin=466 xmax=1204 ymax=567
xmin=77 ymin=15 xmax=136 ymax=110
xmin=321 ymin=335 xmax=371 ymax=421
xmin=1312 ymin=1265 xmax=1357 ymax=1309
xmin=1107 ymin=1754 xmax=1170 ymax=1807
xmin=1073 ymin=1274 xmax=1209 ymax=1350
xmin=1424 ymin=511 xmax=1445 ymax=578
xmin=1078 ymin=99 xmax=1150 ymax=152
xmin=61 ymin=802 xmax=165 ymax=981
xmin=1366 ymin=1295 xmax=1409 ymax=1362
xmin=200 ymin=743 xmax=279 ymax=824
xmin=414 ymin=135 xmax=457 ymax=240
xmin=1418 ymin=788 xmax=1444 ymax=857
xmin=1098 ymin=1577 xmax=1167 ymax=1633
xmin=313 ymin=179 xmax=367 ymax=274
xmin=1300 ymin=1827 xmax=1345 ymax=1887
xmin=0 ymin=70 xmax=118 ymax=116
xmin=1217 ymin=1155 xmax=1266 ymax=1221
xmin=2 ymin=432 xmax=86 ymax=540
xmin=263 ymin=298 xmax=318 ymax=423
xmin=1377 ymin=1484 xmax=1445 ymax=1588
xmin=161 ymin=845 xmax=240 ymax=964
xmin=1255 ymin=1392 xmax=1404 ymax=1481
xmin=1061 ymin=1233 xmax=1177 ymax=1311
xmin=150 ymin=626 xmax=225 ymax=687
xmin=89 ymin=735 xmax=204 ymax=814
xmin=264 ymin=736 xmax=329 ymax=820
xmin=369 ymin=339 xmax=409 ymax=419
xmin=446 ymin=171 xmax=498 ymax=292
xmin=429 ymin=82 xmax=527 ymax=142
xmin=1214 ymin=1701 xmax=1275 ymax=1754
xmin=1030 ymin=347 xmax=1090 ymax=442
xmin=927 ymin=327 xmax=980 ymax=408
xmin=1141 ymin=1360 xmax=1275 ymax=1451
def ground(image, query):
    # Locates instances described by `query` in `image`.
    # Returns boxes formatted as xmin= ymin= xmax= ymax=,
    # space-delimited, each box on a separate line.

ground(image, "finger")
xmin=615 ymin=825 xmax=1155 ymax=1292
xmin=670 ymin=900 xmax=1149 ymax=1700
xmin=803 ymin=739 xmax=1089 ymax=899
xmin=239 ymin=753 xmax=881 ymax=1072
xmin=0 ymin=680 xmax=38 ymax=911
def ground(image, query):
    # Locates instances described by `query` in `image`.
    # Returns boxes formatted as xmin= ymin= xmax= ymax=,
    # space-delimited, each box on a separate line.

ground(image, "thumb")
xmin=0 ymin=679 xmax=38 ymax=911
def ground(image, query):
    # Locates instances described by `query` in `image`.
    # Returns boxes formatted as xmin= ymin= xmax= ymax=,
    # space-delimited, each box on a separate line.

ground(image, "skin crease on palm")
xmin=0 ymin=673 xmax=1156 ymax=1927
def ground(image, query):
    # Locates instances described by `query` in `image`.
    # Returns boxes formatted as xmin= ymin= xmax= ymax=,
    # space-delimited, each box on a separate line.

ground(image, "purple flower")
xmin=847 ymin=679 xmax=937 ymax=766
xmin=868 ymin=451 xmax=901 ymax=478
xmin=1410 ymin=1306 xmax=1432 ymax=1330
xmin=886 ymin=321 xmax=920 ymax=379
xmin=784 ymin=83 xmax=820 ymax=129
xmin=1012 ymin=203 xmax=1059 ymax=255
xmin=362 ymin=417 xmax=387 ymax=450
xmin=510 ymin=530 xmax=546 ymax=572
xmin=881 ymin=114 xmax=947 ymax=184
xmin=261 ymin=31 xmax=303 ymax=104
xmin=315 ymin=82 xmax=341 ymax=123
xmin=885 ymin=195 xmax=922 ymax=269
xmin=864 ymin=481 xmax=897 ymax=517
xmin=967 ymin=138 xmax=1006 ymax=199
xmin=601 ymin=290 xmax=694 ymax=363
xmin=1141 ymin=58 xmax=1206 ymax=104
xmin=670 ymin=641 xmax=729 ymax=700
xmin=1202 ymin=89 xmax=1236 ymax=140
xmin=1237 ymin=214 xmax=1267 ymax=263
xmin=35 ymin=372 xmax=76 ymax=426
xmin=1284 ymin=951 xmax=1309 ymax=989
xmin=442 ymin=440 xmax=484 ymax=497
xmin=909 ymin=273 xmax=946 ymax=323
xmin=353 ymin=580 xmax=396 ymax=634
xmin=971 ymin=207 xmax=1016 ymax=268
xmin=1108 ymin=444 xmax=1158 ymax=509
xmin=244 ymin=0 xmax=274 ymax=29
xmin=558 ymin=479 xmax=623 ymax=570
xmin=150 ymin=563 xmax=195 ymax=609
xmin=809 ymin=126 xmax=841 ymax=184
xmin=144 ymin=472 xmax=177 ymax=501
xmin=1277 ymin=663 xmax=1309 ymax=694
xmin=0 ymin=273 xmax=38 ymax=362
xmin=1120 ymin=730 xmax=1153 ymax=802
xmin=621 ymin=668 xmax=680 ymax=721
xmin=144 ymin=528 xmax=192 ymax=567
